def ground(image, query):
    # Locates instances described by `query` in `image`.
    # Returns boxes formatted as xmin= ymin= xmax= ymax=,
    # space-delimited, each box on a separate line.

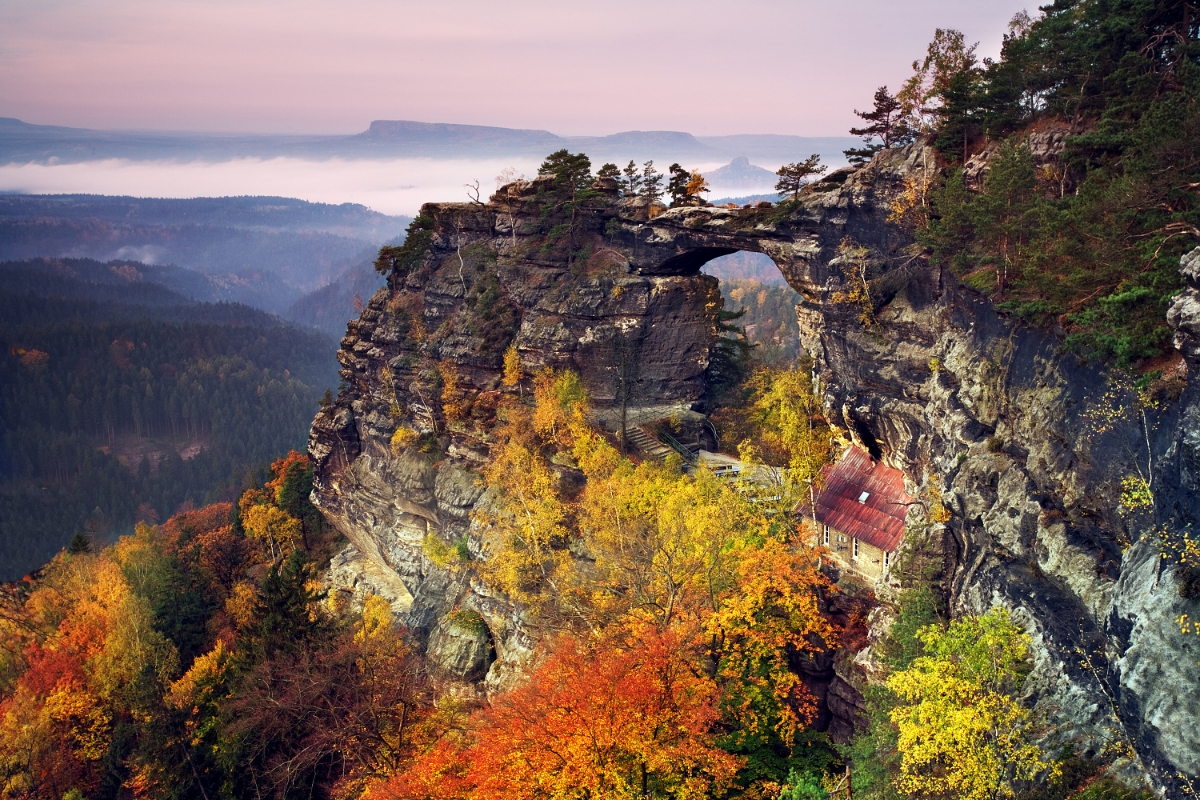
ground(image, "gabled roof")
xmin=799 ymin=447 xmax=912 ymax=553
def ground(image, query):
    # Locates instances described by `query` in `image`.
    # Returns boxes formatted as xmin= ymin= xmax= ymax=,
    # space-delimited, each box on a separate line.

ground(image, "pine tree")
xmin=668 ymin=163 xmax=691 ymax=207
xmin=775 ymin=155 xmax=826 ymax=200
xmin=641 ymin=161 xmax=664 ymax=204
xmin=844 ymin=86 xmax=914 ymax=165
xmin=596 ymin=163 xmax=620 ymax=182
xmin=620 ymin=160 xmax=642 ymax=196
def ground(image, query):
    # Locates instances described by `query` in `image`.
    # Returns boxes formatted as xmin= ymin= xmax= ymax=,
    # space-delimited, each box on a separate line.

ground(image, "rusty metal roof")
xmin=800 ymin=447 xmax=912 ymax=553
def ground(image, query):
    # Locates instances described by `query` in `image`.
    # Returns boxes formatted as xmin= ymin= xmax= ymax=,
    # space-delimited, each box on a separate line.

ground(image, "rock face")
xmin=311 ymin=144 xmax=1199 ymax=792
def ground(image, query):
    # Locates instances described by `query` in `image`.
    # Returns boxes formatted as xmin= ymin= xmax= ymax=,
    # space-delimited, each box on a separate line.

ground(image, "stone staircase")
xmin=622 ymin=425 xmax=677 ymax=461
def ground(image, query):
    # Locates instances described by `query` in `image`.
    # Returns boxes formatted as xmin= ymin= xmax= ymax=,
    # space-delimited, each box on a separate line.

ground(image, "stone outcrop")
xmin=311 ymin=142 xmax=1199 ymax=793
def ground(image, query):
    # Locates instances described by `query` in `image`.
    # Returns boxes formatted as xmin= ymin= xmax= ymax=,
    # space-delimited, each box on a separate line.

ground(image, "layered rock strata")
xmin=311 ymin=145 xmax=1199 ymax=791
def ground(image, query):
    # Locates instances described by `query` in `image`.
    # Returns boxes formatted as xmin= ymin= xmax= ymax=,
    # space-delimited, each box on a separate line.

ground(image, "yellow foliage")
xmin=886 ymin=610 xmax=1052 ymax=800
xmin=829 ymin=238 xmax=876 ymax=326
xmin=888 ymin=171 xmax=935 ymax=228
xmin=438 ymin=359 xmax=466 ymax=422
xmin=475 ymin=413 xmax=571 ymax=607
xmin=242 ymin=503 xmax=302 ymax=559
xmin=390 ymin=425 xmax=420 ymax=456
xmin=421 ymin=532 xmax=466 ymax=570
xmin=502 ymin=343 xmax=522 ymax=388
xmin=1119 ymin=475 xmax=1154 ymax=512
xmin=168 ymin=640 xmax=231 ymax=712
xmin=703 ymin=538 xmax=834 ymax=747
xmin=685 ymin=170 xmax=710 ymax=202
xmin=356 ymin=594 xmax=394 ymax=646
xmin=927 ymin=474 xmax=952 ymax=524
xmin=44 ymin=685 xmax=111 ymax=761
xmin=532 ymin=367 xmax=590 ymax=445
xmin=226 ymin=581 xmax=260 ymax=631
xmin=569 ymin=431 xmax=761 ymax=629
xmin=90 ymin=589 xmax=180 ymax=714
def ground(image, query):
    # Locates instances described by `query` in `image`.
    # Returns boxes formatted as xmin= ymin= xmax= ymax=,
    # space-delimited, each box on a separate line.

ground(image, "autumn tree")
xmin=896 ymin=28 xmax=980 ymax=152
xmin=775 ymin=155 xmax=826 ymax=200
xmin=379 ymin=629 xmax=741 ymax=800
xmin=737 ymin=365 xmax=833 ymax=517
xmin=686 ymin=170 xmax=711 ymax=204
xmin=501 ymin=343 xmax=522 ymax=391
xmin=887 ymin=609 xmax=1053 ymax=800
xmin=705 ymin=537 xmax=837 ymax=791
xmin=844 ymin=86 xmax=914 ymax=165
xmin=475 ymin=410 xmax=571 ymax=608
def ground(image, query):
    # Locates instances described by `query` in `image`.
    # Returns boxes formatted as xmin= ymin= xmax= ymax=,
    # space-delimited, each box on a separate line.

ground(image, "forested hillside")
xmin=844 ymin=0 xmax=1200 ymax=365
xmin=0 ymin=195 xmax=409 ymax=314
xmin=0 ymin=260 xmax=337 ymax=580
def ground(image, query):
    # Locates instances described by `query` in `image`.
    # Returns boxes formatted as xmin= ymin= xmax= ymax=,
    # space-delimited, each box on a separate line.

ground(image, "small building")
xmin=798 ymin=447 xmax=913 ymax=582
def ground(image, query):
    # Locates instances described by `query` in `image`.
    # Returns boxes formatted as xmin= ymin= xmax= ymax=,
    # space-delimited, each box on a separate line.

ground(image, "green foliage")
xmin=249 ymin=549 xmax=328 ymax=659
xmin=706 ymin=307 xmax=755 ymax=409
xmin=779 ymin=768 xmax=829 ymax=800
xmin=846 ymin=86 xmax=914 ymax=164
xmin=668 ymin=163 xmax=691 ymax=207
xmin=596 ymin=162 xmax=620 ymax=182
xmin=843 ymin=587 xmax=943 ymax=799
xmin=374 ymin=213 xmax=435 ymax=277
xmin=906 ymin=4 xmax=1200 ymax=364
xmin=886 ymin=609 xmax=1049 ymax=800
xmin=775 ymin=155 xmax=826 ymax=199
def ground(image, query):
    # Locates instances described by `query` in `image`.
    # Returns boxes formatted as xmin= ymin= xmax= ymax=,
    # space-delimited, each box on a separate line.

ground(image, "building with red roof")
xmin=797 ymin=446 xmax=913 ymax=581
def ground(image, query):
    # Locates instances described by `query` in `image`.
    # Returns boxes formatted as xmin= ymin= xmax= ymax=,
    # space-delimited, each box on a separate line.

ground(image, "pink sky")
xmin=1 ymin=0 xmax=1030 ymax=137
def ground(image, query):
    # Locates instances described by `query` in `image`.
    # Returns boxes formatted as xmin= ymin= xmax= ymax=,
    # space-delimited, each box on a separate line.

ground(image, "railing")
xmin=656 ymin=429 xmax=698 ymax=465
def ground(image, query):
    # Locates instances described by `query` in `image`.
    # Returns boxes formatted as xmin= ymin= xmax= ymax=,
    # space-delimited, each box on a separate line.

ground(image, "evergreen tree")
xmin=641 ymin=160 xmax=664 ymax=204
xmin=668 ymin=163 xmax=691 ymax=207
xmin=596 ymin=162 xmax=620 ymax=182
xmin=621 ymin=160 xmax=643 ymax=196
xmin=775 ymin=155 xmax=826 ymax=199
xmin=845 ymin=86 xmax=914 ymax=164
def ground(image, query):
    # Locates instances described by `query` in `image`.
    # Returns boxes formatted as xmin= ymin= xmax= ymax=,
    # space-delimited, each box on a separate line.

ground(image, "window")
xmin=884 ymin=550 xmax=890 ymax=569
xmin=853 ymin=538 xmax=859 ymax=559
xmin=823 ymin=526 xmax=829 ymax=546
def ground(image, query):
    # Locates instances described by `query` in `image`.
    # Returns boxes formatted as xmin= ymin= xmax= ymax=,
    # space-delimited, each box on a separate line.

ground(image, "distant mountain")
xmin=696 ymin=134 xmax=860 ymax=165
xmin=353 ymin=119 xmax=563 ymax=152
xmin=0 ymin=116 xmax=857 ymax=166
xmin=0 ymin=194 xmax=410 ymax=312
xmin=703 ymin=157 xmax=779 ymax=191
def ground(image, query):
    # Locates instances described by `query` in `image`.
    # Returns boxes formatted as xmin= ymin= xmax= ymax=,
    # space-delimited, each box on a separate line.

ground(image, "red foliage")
xmin=159 ymin=501 xmax=233 ymax=552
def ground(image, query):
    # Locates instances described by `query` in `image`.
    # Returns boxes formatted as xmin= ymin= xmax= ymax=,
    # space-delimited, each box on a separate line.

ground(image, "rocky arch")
xmin=309 ymin=144 xmax=1200 ymax=789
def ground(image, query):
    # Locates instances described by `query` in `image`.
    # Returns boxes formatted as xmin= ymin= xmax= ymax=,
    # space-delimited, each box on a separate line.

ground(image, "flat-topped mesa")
xmin=309 ymin=141 xmax=1200 ymax=790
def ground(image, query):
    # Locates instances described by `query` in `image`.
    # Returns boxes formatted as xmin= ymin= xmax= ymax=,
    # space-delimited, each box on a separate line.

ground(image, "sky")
xmin=1 ymin=0 xmax=1032 ymax=138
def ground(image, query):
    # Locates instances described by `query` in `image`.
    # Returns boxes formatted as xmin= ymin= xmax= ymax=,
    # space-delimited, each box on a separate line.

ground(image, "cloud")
xmin=0 ymin=156 xmax=568 ymax=215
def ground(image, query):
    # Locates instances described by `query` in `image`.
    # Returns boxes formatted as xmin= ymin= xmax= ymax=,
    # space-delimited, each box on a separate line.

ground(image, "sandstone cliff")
xmin=310 ymin=145 xmax=1199 ymax=793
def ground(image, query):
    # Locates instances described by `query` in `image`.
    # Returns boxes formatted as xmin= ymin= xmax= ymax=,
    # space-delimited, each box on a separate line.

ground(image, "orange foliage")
xmin=706 ymin=538 xmax=836 ymax=748
xmin=265 ymin=450 xmax=309 ymax=497
xmin=159 ymin=501 xmax=233 ymax=554
xmin=375 ymin=628 xmax=741 ymax=800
